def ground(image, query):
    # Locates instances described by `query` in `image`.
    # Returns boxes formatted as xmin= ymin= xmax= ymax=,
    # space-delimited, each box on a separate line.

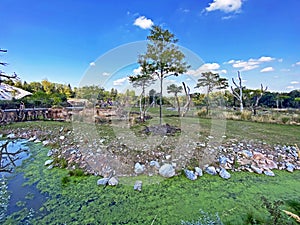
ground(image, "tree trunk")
xmin=175 ymin=94 xmax=180 ymax=116
xmin=159 ymin=75 xmax=163 ymax=125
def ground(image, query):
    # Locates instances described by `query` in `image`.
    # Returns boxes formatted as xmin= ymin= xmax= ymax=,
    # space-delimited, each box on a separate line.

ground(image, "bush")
xmin=197 ymin=109 xmax=207 ymax=118
xmin=241 ymin=111 xmax=252 ymax=121
xmin=281 ymin=117 xmax=290 ymax=124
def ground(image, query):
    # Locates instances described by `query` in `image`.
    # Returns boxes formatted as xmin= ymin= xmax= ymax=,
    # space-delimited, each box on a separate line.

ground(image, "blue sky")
xmin=0 ymin=0 xmax=299 ymax=93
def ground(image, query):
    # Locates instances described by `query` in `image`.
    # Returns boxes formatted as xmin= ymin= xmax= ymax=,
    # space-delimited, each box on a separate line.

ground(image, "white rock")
xmin=165 ymin=155 xmax=171 ymax=160
xmin=59 ymin=136 xmax=65 ymax=140
xmin=7 ymin=133 xmax=16 ymax=139
xmin=44 ymin=159 xmax=54 ymax=166
xmin=134 ymin=180 xmax=143 ymax=191
xmin=134 ymin=162 xmax=145 ymax=174
xmin=97 ymin=178 xmax=109 ymax=186
xmin=43 ymin=140 xmax=50 ymax=146
xmin=159 ymin=164 xmax=175 ymax=178
xmin=108 ymin=177 xmax=118 ymax=186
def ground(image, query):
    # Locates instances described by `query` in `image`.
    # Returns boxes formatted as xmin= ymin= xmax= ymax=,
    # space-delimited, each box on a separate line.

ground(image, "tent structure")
xmin=0 ymin=83 xmax=32 ymax=100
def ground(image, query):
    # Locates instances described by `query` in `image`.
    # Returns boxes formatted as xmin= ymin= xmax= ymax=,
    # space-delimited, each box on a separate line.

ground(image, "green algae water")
xmin=1 ymin=140 xmax=300 ymax=224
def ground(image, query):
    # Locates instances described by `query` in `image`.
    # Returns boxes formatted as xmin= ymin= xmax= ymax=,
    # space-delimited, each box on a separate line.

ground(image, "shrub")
xmin=197 ymin=109 xmax=207 ymax=118
xmin=281 ymin=117 xmax=290 ymax=124
xmin=241 ymin=111 xmax=252 ymax=121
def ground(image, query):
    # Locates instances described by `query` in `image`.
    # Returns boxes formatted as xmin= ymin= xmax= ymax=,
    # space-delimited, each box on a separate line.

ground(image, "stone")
xmin=205 ymin=166 xmax=217 ymax=175
xmin=184 ymin=169 xmax=197 ymax=181
xmin=134 ymin=162 xmax=145 ymax=174
xmin=159 ymin=164 xmax=175 ymax=178
xmin=108 ymin=177 xmax=118 ymax=186
xmin=59 ymin=136 xmax=65 ymax=140
xmin=150 ymin=160 xmax=160 ymax=169
xmin=195 ymin=167 xmax=203 ymax=177
xmin=47 ymin=165 xmax=54 ymax=170
xmin=134 ymin=180 xmax=143 ymax=191
xmin=253 ymin=152 xmax=265 ymax=160
xmin=47 ymin=150 xmax=54 ymax=157
xmin=165 ymin=155 xmax=171 ymax=160
xmin=250 ymin=165 xmax=263 ymax=174
xmin=42 ymin=140 xmax=50 ymax=146
xmin=219 ymin=155 xmax=227 ymax=164
xmin=264 ymin=170 xmax=275 ymax=177
xmin=7 ymin=133 xmax=16 ymax=139
xmin=97 ymin=178 xmax=109 ymax=186
xmin=28 ymin=136 xmax=37 ymax=142
xmin=44 ymin=159 xmax=54 ymax=166
xmin=265 ymin=159 xmax=278 ymax=170
xmin=219 ymin=168 xmax=231 ymax=179
xmin=286 ymin=163 xmax=295 ymax=172
xmin=241 ymin=150 xmax=253 ymax=158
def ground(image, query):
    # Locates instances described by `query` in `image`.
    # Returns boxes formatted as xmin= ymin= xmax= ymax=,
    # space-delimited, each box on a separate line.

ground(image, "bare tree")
xmin=167 ymin=84 xmax=183 ymax=116
xmin=181 ymin=82 xmax=191 ymax=117
xmin=252 ymin=84 xmax=268 ymax=115
xmin=231 ymin=71 xmax=244 ymax=112
xmin=0 ymin=49 xmax=19 ymax=84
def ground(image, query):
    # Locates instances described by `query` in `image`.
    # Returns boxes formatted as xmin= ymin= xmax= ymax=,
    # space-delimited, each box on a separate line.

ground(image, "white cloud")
xmin=113 ymin=77 xmax=128 ymax=86
xmin=260 ymin=67 xmax=274 ymax=73
xmin=292 ymin=61 xmax=300 ymax=67
xmin=102 ymin=72 xmax=110 ymax=76
xmin=187 ymin=63 xmax=227 ymax=76
xmin=291 ymin=81 xmax=299 ymax=84
xmin=133 ymin=67 xmax=142 ymax=75
xmin=226 ymin=56 xmax=275 ymax=71
xmin=287 ymin=86 xmax=294 ymax=89
xmin=90 ymin=62 xmax=96 ymax=66
xmin=205 ymin=0 xmax=242 ymax=13
xmin=133 ymin=16 xmax=154 ymax=29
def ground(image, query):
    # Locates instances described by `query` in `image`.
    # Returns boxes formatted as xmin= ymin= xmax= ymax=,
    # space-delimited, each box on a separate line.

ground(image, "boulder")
xmin=159 ymin=164 xmax=175 ymax=178
xmin=264 ymin=170 xmax=275 ymax=177
xmin=44 ymin=159 xmax=54 ymax=166
xmin=184 ymin=169 xmax=197 ymax=181
xmin=7 ymin=133 xmax=16 ymax=139
xmin=97 ymin=178 xmax=109 ymax=186
xmin=219 ymin=168 xmax=231 ymax=179
xmin=134 ymin=180 xmax=143 ymax=191
xmin=195 ymin=167 xmax=203 ymax=177
xmin=241 ymin=150 xmax=253 ymax=158
xmin=150 ymin=160 xmax=160 ymax=169
xmin=250 ymin=165 xmax=263 ymax=174
xmin=219 ymin=155 xmax=227 ymax=165
xmin=134 ymin=162 xmax=145 ymax=174
xmin=286 ymin=163 xmax=295 ymax=172
xmin=108 ymin=177 xmax=118 ymax=186
xmin=205 ymin=166 xmax=217 ymax=175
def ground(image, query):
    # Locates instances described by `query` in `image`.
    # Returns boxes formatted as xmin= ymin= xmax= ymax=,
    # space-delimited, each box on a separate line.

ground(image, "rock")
xmin=108 ymin=177 xmax=118 ymax=186
xmin=34 ymin=139 xmax=41 ymax=143
xmin=286 ymin=163 xmax=295 ymax=172
xmin=28 ymin=136 xmax=37 ymax=142
xmin=47 ymin=150 xmax=54 ymax=157
xmin=265 ymin=159 xmax=277 ymax=170
xmin=165 ymin=155 xmax=171 ymax=160
xmin=44 ymin=159 xmax=54 ymax=166
xmin=253 ymin=152 xmax=265 ymax=160
xmin=264 ymin=170 xmax=275 ymax=176
xmin=219 ymin=155 xmax=227 ymax=164
xmin=42 ymin=140 xmax=50 ymax=146
xmin=238 ymin=159 xmax=252 ymax=166
xmin=241 ymin=150 xmax=253 ymax=158
xmin=150 ymin=160 xmax=160 ymax=169
xmin=219 ymin=168 xmax=231 ymax=179
xmin=59 ymin=136 xmax=65 ymax=140
xmin=195 ymin=167 xmax=203 ymax=177
xmin=205 ymin=166 xmax=217 ymax=175
xmin=250 ymin=165 xmax=263 ymax=174
xmin=134 ymin=180 xmax=143 ymax=191
xmin=47 ymin=165 xmax=54 ymax=170
xmin=159 ymin=164 xmax=175 ymax=178
xmin=97 ymin=178 xmax=109 ymax=186
xmin=184 ymin=169 xmax=197 ymax=181
xmin=7 ymin=133 xmax=16 ymax=139
xmin=134 ymin=163 xmax=145 ymax=174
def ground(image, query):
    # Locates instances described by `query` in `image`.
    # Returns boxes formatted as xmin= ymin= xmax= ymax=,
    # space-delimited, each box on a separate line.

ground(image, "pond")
xmin=0 ymin=140 xmax=47 ymax=223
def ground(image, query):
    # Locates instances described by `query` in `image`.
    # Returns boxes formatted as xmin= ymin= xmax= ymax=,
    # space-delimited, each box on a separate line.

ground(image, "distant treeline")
xmin=1 ymin=79 xmax=300 ymax=109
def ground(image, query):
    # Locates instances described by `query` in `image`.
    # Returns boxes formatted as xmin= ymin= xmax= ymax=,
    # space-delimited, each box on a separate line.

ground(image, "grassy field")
xmin=1 ymin=115 xmax=300 ymax=224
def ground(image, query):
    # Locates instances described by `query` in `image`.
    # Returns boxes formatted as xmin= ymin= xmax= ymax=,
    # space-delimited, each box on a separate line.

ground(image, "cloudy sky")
xmin=1 ymin=0 xmax=299 ymax=92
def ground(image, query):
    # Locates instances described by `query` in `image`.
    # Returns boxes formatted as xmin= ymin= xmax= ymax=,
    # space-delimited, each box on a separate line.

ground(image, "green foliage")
xmin=181 ymin=210 xmax=223 ymax=225
xmin=281 ymin=117 xmax=290 ymax=124
xmin=261 ymin=196 xmax=284 ymax=225
xmin=68 ymin=168 xmax=85 ymax=177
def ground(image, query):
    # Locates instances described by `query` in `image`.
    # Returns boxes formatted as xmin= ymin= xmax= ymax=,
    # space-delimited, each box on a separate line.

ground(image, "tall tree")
xmin=129 ymin=60 xmax=154 ymax=121
xmin=141 ymin=25 xmax=190 ymax=124
xmin=167 ymin=83 xmax=182 ymax=116
xmin=195 ymin=72 xmax=228 ymax=115
xmin=231 ymin=71 xmax=244 ymax=112
xmin=251 ymin=84 xmax=268 ymax=115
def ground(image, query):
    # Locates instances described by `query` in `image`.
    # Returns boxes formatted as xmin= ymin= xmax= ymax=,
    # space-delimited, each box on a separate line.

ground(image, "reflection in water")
xmin=0 ymin=140 xmax=48 ymax=222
